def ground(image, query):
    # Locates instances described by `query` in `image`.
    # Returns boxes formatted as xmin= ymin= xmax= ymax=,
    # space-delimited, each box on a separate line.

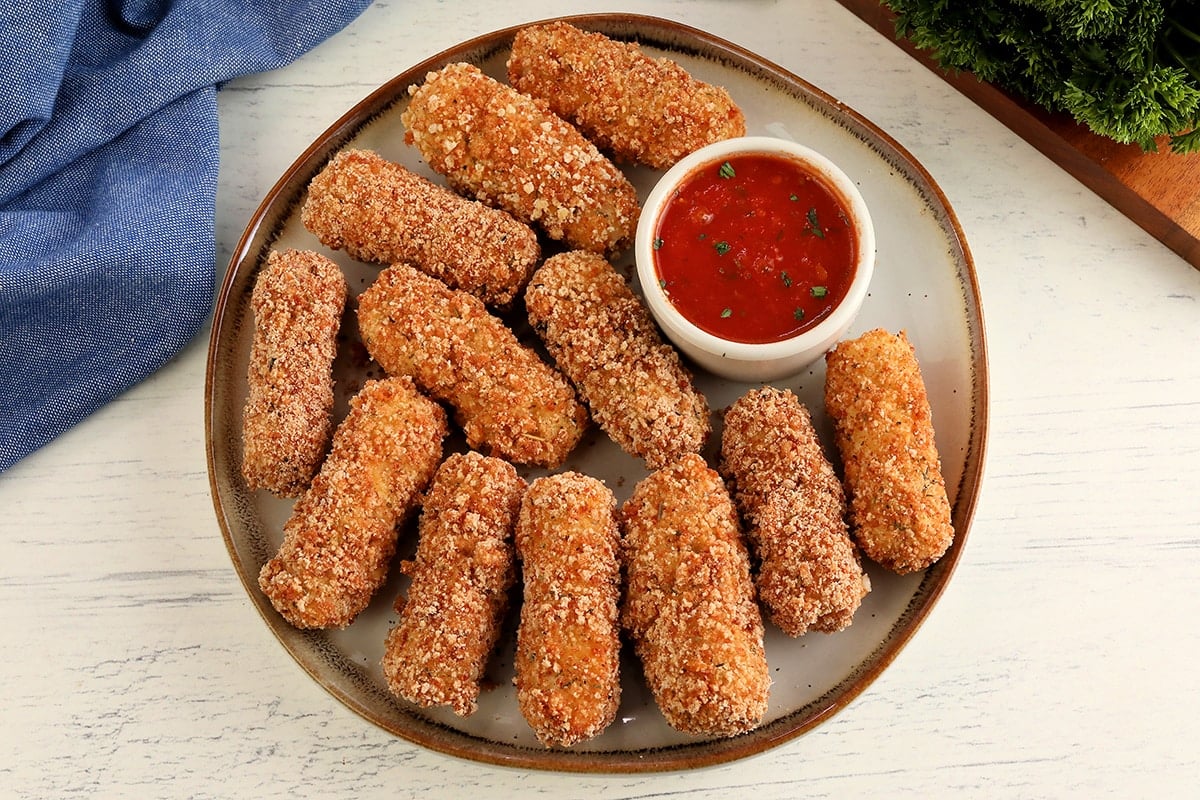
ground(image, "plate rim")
xmin=205 ymin=12 xmax=990 ymax=773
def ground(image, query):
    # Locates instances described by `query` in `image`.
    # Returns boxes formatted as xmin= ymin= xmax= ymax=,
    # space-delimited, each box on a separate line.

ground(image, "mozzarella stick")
xmin=824 ymin=328 xmax=954 ymax=574
xmin=382 ymin=452 xmax=526 ymax=717
xmin=241 ymin=249 xmax=346 ymax=497
xmin=507 ymin=21 xmax=746 ymax=169
xmin=258 ymin=377 xmax=447 ymax=629
xmin=357 ymin=263 xmax=587 ymax=468
xmin=402 ymin=62 xmax=640 ymax=256
xmin=514 ymin=473 xmax=622 ymax=747
xmin=620 ymin=453 xmax=769 ymax=737
xmin=721 ymin=387 xmax=870 ymax=636
xmin=525 ymin=251 xmax=710 ymax=469
xmin=300 ymin=149 xmax=539 ymax=307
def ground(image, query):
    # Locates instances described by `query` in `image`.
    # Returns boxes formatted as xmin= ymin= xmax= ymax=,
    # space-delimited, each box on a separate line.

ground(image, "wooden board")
xmin=835 ymin=0 xmax=1200 ymax=269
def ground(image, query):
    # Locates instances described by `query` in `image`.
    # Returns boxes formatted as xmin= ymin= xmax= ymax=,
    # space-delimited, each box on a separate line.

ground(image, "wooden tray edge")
xmin=834 ymin=0 xmax=1200 ymax=269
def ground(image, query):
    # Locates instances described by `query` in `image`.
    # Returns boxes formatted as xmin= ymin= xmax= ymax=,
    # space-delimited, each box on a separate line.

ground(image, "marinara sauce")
xmin=651 ymin=153 xmax=857 ymax=344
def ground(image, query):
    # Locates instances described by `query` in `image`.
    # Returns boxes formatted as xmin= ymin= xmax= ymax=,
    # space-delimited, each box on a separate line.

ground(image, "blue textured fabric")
xmin=0 ymin=0 xmax=372 ymax=472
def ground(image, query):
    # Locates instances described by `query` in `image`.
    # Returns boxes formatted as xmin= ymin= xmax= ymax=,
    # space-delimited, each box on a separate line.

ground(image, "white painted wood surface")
xmin=3 ymin=1 xmax=1198 ymax=796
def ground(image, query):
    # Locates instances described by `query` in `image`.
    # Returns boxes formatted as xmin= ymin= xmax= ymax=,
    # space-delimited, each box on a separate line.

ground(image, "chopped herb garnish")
xmin=653 ymin=237 xmax=664 ymax=250
xmin=789 ymin=193 xmax=798 ymax=201
xmin=811 ymin=285 xmax=828 ymax=298
xmin=658 ymin=279 xmax=667 ymax=289
xmin=718 ymin=161 xmax=736 ymax=179
xmin=781 ymin=271 xmax=793 ymax=288
xmin=721 ymin=307 xmax=733 ymax=318
xmin=714 ymin=241 xmax=731 ymax=255
xmin=794 ymin=308 xmax=805 ymax=320
xmin=806 ymin=208 xmax=825 ymax=238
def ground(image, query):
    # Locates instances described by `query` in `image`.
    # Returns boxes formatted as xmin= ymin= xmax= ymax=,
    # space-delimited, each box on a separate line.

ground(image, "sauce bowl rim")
xmin=635 ymin=135 xmax=876 ymax=364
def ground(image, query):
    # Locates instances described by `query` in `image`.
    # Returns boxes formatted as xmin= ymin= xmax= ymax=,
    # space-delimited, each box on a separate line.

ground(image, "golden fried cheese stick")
xmin=300 ymin=149 xmax=539 ymax=307
xmin=382 ymin=452 xmax=526 ymax=717
xmin=721 ymin=387 xmax=870 ymax=636
xmin=508 ymin=21 xmax=746 ymax=169
xmin=357 ymin=263 xmax=587 ymax=468
xmin=824 ymin=328 xmax=955 ymax=574
xmin=620 ymin=453 xmax=769 ymax=737
xmin=241 ymin=249 xmax=346 ymax=497
xmin=525 ymin=251 xmax=710 ymax=470
xmin=514 ymin=472 xmax=622 ymax=747
xmin=402 ymin=62 xmax=640 ymax=256
xmin=258 ymin=376 xmax=447 ymax=629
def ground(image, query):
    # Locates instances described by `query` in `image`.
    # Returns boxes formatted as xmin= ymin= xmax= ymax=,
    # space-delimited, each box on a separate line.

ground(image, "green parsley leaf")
xmin=793 ymin=308 xmax=805 ymax=320
xmin=653 ymin=237 xmax=664 ymax=250
xmin=718 ymin=162 xmax=736 ymax=179
xmin=811 ymin=285 xmax=828 ymax=298
xmin=887 ymin=1 xmax=1200 ymax=154
xmin=721 ymin=308 xmax=733 ymax=318
xmin=714 ymin=241 xmax=731 ymax=255
xmin=806 ymin=208 xmax=825 ymax=238
xmin=781 ymin=271 xmax=792 ymax=288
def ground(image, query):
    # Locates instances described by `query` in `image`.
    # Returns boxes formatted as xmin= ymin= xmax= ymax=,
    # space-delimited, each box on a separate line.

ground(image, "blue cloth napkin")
xmin=0 ymin=0 xmax=371 ymax=472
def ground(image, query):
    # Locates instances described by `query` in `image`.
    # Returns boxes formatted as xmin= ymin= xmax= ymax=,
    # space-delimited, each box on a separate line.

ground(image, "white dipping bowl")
xmin=635 ymin=136 xmax=875 ymax=382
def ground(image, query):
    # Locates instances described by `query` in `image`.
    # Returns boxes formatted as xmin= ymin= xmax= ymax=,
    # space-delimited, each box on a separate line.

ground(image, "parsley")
xmin=721 ymin=308 xmax=733 ymax=318
xmin=714 ymin=241 xmax=731 ymax=255
xmin=718 ymin=161 xmax=736 ymax=179
xmin=793 ymin=308 xmax=805 ymax=320
xmin=886 ymin=0 xmax=1200 ymax=153
xmin=653 ymin=237 xmax=663 ymax=250
xmin=806 ymin=208 xmax=825 ymax=238
xmin=781 ymin=271 xmax=792 ymax=288
xmin=789 ymin=193 xmax=798 ymax=201
xmin=811 ymin=285 xmax=828 ymax=298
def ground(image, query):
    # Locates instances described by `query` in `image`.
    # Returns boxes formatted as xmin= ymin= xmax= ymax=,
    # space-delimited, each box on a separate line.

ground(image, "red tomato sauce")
xmin=651 ymin=153 xmax=858 ymax=344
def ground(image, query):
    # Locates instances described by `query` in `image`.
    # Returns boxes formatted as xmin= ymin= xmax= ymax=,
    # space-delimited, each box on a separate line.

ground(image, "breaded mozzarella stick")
xmin=620 ymin=453 xmax=769 ymax=737
xmin=721 ymin=387 xmax=870 ymax=636
xmin=508 ymin=21 xmax=746 ymax=169
xmin=241 ymin=249 xmax=346 ymax=497
xmin=357 ymin=263 xmax=587 ymax=468
xmin=514 ymin=473 xmax=622 ymax=747
xmin=258 ymin=377 xmax=447 ymax=629
xmin=402 ymin=62 xmax=640 ymax=256
xmin=824 ymin=328 xmax=955 ymax=574
xmin=301 ymin=149 xmax=540 ymax=307
xmin=383 ymin=452 xmax=527 ymax=717
xmin=525 ymin=251 xmax=710 ymax=469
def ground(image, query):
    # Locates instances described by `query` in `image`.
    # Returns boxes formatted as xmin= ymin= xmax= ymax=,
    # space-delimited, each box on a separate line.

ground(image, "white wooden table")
xmin=4 ymin=1 xmax=1199 ymax=796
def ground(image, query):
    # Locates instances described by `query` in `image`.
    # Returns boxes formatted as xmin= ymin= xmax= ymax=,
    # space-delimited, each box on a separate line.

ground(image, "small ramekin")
xmin=635 ymin=136 xmax=875 ymax=382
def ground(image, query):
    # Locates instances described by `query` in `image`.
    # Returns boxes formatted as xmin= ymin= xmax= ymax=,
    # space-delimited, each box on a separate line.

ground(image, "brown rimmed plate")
xmin=205 ymin=13 xmax=988 ymax=773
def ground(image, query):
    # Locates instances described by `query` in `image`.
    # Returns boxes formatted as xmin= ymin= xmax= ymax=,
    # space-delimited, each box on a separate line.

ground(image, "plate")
xmin=205 ymin=13 xmax=988 ymax=772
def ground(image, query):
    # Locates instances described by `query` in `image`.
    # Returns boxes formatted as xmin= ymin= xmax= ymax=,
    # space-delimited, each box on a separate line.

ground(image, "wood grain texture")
xmin=834 ymin=0 xmax=1200 ymax=269
xmin=3 ymin=1 xmax=1199 ymax=798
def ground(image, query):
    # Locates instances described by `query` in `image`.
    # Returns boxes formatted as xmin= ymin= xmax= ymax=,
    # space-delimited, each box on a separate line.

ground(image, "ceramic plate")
xmin=205 ymin=13 xmax=988 ymax=772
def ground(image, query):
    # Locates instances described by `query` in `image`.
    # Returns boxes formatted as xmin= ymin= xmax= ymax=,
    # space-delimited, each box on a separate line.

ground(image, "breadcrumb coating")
xmin=525 ymin=251 xmax=710 ymax=469
xmin=620 ymin=453 xmax=769 ymax=737
xmin=301 ymin=149 xmax=539 ymax=307
xmin=402 ymin=61 xmax=640 ymax=256
xmin=824 ymin=329 xmax=955 ymax=574
xmin=721 ymin=387 xmax=870 ymax=636
xmin=382 ymin=452 xmax=527 ymax=717
xmin=357 ymin=263 xmax=587 ymax=468
xmin=507 ymin=21 xmax=746 ymax=169
xmin=258 ymin=377 xmax=448 ymax=629
xmin=241 ymin=249 xmax=346 ymax=497
xmin=514 ymin=473 xmax=622 ymax=747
